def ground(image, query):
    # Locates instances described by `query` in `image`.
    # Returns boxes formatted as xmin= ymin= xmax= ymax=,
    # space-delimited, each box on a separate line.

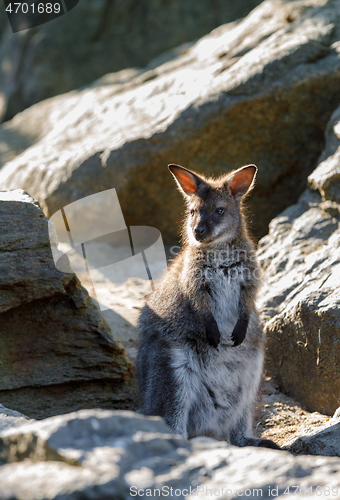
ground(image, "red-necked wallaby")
xmin=136 ymin=164 xmax=279 ymax=449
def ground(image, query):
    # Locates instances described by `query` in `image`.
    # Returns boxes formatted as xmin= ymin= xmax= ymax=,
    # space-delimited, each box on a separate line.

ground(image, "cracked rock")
xmin=0 ymin=190 xmax=136 ymax=419
xmin=257 ymin=104 xmax=340 ymax=415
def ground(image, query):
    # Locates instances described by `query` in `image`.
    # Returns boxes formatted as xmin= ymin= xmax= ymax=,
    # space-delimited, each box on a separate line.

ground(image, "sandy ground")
xmin=255 ymin=377 xmax=330 ymax=447
xmin=58 ymin=241 xmax=331 ymax=447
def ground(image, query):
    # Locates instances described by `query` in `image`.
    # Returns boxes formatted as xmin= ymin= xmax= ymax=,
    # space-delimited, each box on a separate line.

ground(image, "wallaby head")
xmin=168 ymin=164 xmax=257 ymax=246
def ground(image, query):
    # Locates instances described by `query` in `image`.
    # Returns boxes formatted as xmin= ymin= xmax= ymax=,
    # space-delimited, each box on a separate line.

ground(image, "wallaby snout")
xmin=194 ymin=223 xmax=206 ymax=240
xmin=193 ymin=211 xmax=210 ymax=241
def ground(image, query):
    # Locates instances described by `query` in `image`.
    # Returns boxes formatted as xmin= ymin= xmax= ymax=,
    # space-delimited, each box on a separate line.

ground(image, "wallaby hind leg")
xmin=137 ymin=336 xmax=194 ymax=439
xmin=229 ymin=414 xmax=281 ymax=450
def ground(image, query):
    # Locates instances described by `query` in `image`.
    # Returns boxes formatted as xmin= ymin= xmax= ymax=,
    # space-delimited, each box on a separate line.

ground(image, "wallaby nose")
xmin=194 ymin=225 xmax=206 ymax=240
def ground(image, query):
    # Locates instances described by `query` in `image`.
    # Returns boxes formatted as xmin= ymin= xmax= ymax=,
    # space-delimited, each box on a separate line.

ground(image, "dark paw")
xmin=205 ymin=316 xmax=220 ymax=348
xmin=257 ymin=438 xmax=281 ymax=450
xmin=231 ymin=311 xmax=249 ymax=347
xmin=233 ymin=436 xmax=281 ymax=449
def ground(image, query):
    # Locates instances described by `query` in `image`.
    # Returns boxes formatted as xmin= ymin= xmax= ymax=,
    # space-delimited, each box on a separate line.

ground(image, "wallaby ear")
xmin=226 ymin=165 xmax=257 ymax=199
xmin=168 ymin=164 xmax=200 ymax=196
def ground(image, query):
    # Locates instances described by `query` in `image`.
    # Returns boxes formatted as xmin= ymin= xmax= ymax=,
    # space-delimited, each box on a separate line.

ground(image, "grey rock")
xmin=0 ymin=405 xmax=30 ymax=433
xmin=287 ymin=423 xmax=340 ymax=457
xmin=0 ymin=190 xmax=136 ymax=419
xmin=1 ymin=409 xmax=340 ymax=499
xmin=285 ymin=409 xmax=340 ymax=456
xmin=0 ymin=0 xmax=262 ymax=122
xmin=257 ymin=105 xmax=340 ymax=415
xmin=308 ymin=107 xmax=340 ymax=203
xmin=0 ymin=91 xmax=65 ymax=166
xmin=1 ymin=0 xmax=340 ymax=241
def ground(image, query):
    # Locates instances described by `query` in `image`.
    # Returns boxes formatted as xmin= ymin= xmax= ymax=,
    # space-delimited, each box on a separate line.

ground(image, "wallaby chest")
xmin=201 ymin=259 xmax=244 ymax=343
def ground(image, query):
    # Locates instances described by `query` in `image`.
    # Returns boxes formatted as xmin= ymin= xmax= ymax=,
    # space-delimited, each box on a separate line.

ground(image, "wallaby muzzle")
xmin=194 ymin=223 xmax=207 ymax=241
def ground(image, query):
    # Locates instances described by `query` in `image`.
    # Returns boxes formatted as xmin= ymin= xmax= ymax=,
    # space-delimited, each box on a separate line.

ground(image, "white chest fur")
xmin=207 ymin=267 xmax=241 ymax=343
xmin=170 ymin=323 xmax=264 ymax=439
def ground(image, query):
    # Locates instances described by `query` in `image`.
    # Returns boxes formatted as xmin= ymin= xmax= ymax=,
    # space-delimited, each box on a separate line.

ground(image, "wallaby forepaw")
xmin=231 ymin=311 xmax=249 ymax=346
xmin=231 ymin=328 xmax=247 ymax=347
xmin=207 ymin=329 xmax=220 ymax=348
xmin=205 ymin=316 xmax=221 ymax=348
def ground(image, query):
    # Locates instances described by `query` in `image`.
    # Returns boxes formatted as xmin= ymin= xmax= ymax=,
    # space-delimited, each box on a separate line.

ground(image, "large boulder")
xmin=1 ymin=0 xmax=340 ymax=241
xmin=1 ymin=408 xmax=340 ymax=499
xmin=257 ymin=105 xmax=340 ymax=416
xmin=0 ymin=190 xmax=136 ymax=419
xmin=0 ymin=0 xmax=262 ymax=122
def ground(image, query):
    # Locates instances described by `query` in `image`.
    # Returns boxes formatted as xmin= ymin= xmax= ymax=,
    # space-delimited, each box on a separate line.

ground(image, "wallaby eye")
xmin=190 ymin=209 xmax=195 ymax=216
xmin=215 ymin=208 xmax=225 ymax=215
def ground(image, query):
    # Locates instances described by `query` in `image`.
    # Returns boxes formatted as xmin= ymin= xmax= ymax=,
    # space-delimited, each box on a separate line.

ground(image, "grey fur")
xmin=136 ymin=164 xmax=279 ymax=449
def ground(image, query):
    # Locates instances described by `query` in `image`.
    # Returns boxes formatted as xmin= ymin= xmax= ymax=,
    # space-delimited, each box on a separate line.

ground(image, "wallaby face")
xmin=136 ymin=163 xmax=280 ymax=451
xmin=168 ymin=164 xmax=257 ymax=246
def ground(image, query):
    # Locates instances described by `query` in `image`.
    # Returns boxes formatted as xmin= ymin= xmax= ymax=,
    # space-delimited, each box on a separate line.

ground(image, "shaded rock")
xmin=1 ymin=0 xmax=340 ymax=241
xmin=257 ymin=105 xmax=340 ymax=415
xmin=285 ymin=409 xmax=340 ymax=456
xmin=309 ymin=106 xmax=340 ymax=203
xmin=1 ymin=408 xmax=340 ymax=499
xmin=285 ymin=422 xmax=340 ymax=457
xmin=290 ymin=422 xmax=340 ymax=456
xmin=0 ymin=190 xmax=135 ymax=419
xmin=0 ymin=0 xmax=262 ymax=122
xmin=0 ymin=7 xmax=8 ymax=39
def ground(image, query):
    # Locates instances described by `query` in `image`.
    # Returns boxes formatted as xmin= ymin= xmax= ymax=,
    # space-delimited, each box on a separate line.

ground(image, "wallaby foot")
xmin=231 ymin=435 xmax=281 ymax=450
xmin=252 ymin=437 xmax=281 ymax=450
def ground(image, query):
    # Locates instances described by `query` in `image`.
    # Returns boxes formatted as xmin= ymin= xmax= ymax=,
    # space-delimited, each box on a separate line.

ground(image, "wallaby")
xmin=136 ymin=164 xmax=279 ymax=449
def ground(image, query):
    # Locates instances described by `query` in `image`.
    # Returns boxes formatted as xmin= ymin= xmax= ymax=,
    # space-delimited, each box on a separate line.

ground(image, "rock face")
xmin=0 ymin=0 xmax=262 ymax=122
xmin=1 ymin=0 xmax=340 ymax=241
xmin=1 ymin=408 xmax=340 ymax=500
xmin=0 ymin=190 xmax=135 ymax=419
xmin=257 ymin=105 xmax=340 ymax=416
xmin=285 ymin=409 xmax=340 ymax=456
